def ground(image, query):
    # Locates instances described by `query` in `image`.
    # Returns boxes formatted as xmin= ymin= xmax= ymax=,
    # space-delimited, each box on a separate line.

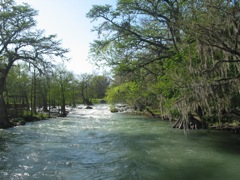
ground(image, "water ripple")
xmin=0 ymin=105 xmax=240 ymax=179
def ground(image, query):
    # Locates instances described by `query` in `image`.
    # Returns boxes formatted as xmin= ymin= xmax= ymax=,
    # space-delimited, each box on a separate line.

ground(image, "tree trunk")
xmin=32 ymin=69 xmax=37 ymax=114
xmin=0 ymin=94 xmax=12 ymax=128
xmin=0 ymin=92 xmax=13 ymax=128
xmin=60 ymin=84 xmax=67 ymax=117
xmin=24 ymin=92 xmax=30 ymax=114
xmin=42 ymin=88 xmax=48 ymax=112
xmin=0 ymin=65 xmax=13 ymax=128
xmin=43 ymin=97 xmax=48 ymax=112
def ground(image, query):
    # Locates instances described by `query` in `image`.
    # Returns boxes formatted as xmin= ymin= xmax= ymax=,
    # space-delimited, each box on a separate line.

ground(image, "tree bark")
xmin=60 ymin=84 xmax=67 ymax=117
xmin=172 ymin=118 xmax=183 ymax=129
xmin=32 ymin=68 xmax=37 ymax=114
xmin=0 ymin=65 xmax=13 ymax=128
xmin=0 ymin=92 xmax=13 ymax=128
xmin=0 ymin=74 xmax=13 ymax=128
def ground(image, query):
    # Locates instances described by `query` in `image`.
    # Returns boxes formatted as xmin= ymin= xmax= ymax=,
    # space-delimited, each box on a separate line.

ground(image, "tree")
xmin=0 ymin=0 xmax=68 ymax=128
xmin=77 ymin=73 xmax=92 ymax=105
xmin=5 ymin=63 xmax=31 ymax=115
xmin=173 ymin=0 xmax=240 ymax=126
xmin=87 ymin=0 xmax=183 ymax=70
xmin=51 ymin=65 xmax=74 ymax=117
xmin=87 ymin=0 xmax=183 ymax=111
xmin=36 ymin=74 xmax=50 ymax=112
xmin=89 ymin=75 xmax=110 ymax=99
xmin=88 ymin=0 xmax=240 ymax=130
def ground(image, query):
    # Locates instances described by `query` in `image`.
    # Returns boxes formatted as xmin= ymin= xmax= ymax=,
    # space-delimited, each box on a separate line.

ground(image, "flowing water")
xmin=0 ymin=105 xmax=240 ymax=180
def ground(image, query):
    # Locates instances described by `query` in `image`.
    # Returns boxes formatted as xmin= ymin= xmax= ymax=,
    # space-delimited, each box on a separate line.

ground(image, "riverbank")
xmin=110 ymin=104 xmax=240 ymax=134
xmin=7 ymin=104 xmax=240 ymax=135
xmin=9 ymin=113 xmax=50 ymax=126
xmin=7 ymin=105 xmax=93 ymax=128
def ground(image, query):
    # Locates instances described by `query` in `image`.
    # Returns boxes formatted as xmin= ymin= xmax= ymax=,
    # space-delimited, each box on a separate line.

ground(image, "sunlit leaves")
xmin=88 ymin=0 xmax=240 ymax=124
xmin=106 ymin=81 xmax=141 ymax=104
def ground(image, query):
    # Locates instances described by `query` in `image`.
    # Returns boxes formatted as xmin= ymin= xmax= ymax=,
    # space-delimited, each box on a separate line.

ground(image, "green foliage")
xmin=0 ymin=0 xmax=69 ymax=127
xmin=89 ymin=75 xmax=110 ymax=99
xmin=106 ymin=81 xmax=142 ymax=105
xmin=88 ymin=0 xmax=240 ymax=127
xmin=77 ymin=73 xmax=110 ymax=105
xmin=231 ymin=120 xmax=240 ymax=128
xmin=169 ymin=109 xmax=181 ymax=119
xmin=9 ymin=117 xmax=26 ymax=126
xmin=109 ymin=105 xmax=118 ymax=113
xmin=23 ymin=110 xmax=31 ymax=116
xmin=106 ymin=84 xmax=126 ymax=104
xmin=33 ymin=113 xmax=48 ymax=120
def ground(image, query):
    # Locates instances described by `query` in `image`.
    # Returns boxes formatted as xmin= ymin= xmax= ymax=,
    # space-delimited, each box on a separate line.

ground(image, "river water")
xmin=0 ymin=105 xmax=240 ymax=180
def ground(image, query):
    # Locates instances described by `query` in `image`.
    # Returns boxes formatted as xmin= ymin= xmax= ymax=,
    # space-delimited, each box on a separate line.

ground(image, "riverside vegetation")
xmin=87 ymin=0 xmax=240 ymax=133
xmin=1 ymin=0 xmax=240 ymax=134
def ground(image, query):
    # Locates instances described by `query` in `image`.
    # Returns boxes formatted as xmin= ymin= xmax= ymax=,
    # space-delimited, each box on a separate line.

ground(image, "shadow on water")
xmin=98 ymin=113 xmax=240 ymax=180
xmin=85 ymin=111 xmax=240 ymax=179
xmin=187 ymin=130 xmax=240 ymax=155
xmin=105 ymin=130 xmax=240 ymax=180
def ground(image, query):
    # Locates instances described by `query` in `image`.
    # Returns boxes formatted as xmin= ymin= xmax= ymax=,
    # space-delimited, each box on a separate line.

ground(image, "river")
xmin=0 ymin=105 xmax=240 ymax=180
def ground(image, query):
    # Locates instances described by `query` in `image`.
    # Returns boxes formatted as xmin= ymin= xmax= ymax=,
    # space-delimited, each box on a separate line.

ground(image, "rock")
xmin=99 ymin=99 xmax=106 ymax=104
xmin=86 ymin=106 xmax=93 ymax=109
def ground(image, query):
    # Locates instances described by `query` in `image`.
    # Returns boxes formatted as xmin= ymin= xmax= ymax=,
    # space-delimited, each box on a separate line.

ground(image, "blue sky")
xmin=15 ymin=0 xmax=117 ymax=74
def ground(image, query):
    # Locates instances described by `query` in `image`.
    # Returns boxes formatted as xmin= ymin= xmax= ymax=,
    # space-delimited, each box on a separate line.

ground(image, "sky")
xmin=15 ymin=0 xmax=116 ymax=75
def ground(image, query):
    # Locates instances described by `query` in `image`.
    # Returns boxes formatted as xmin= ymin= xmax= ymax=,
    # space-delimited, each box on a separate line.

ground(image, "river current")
xmin=0 ymin=105 xmax=240 ymax=180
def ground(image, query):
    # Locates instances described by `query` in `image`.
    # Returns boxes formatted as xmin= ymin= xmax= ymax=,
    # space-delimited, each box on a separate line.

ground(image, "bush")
xmin=110 ymin=105 xmax=118 ymax=113
xmin=10 ymin=117 xmax=26 ymax=126
xmin=34 ymin=113 xmax=48 ymax=120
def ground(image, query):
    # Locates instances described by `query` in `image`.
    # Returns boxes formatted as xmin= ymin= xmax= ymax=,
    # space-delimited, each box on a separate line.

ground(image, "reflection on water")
xmin=0 ymin=104 xmax=240 ymax=179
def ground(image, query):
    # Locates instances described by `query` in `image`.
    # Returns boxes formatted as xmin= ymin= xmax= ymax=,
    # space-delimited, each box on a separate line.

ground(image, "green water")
xmin=0 ymin=105 xmax=240 ymax=179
